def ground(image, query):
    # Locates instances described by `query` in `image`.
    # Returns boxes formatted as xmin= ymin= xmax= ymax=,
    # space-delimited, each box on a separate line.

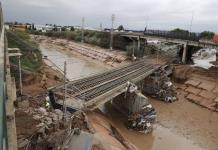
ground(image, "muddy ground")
xmin=151 ymin=88 xmax=218 ymax=150
xmin=16 ymin=35 xmax=218 ymax=150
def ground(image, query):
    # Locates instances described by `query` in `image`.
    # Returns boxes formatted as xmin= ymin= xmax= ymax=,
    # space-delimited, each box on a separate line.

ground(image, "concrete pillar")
xmin=216 ymin=50 xmax=218 ymax=61
xmin=182 ymin=43 xmax=187 ymax=64
xmin=137 ymin=36 xmax=140 ymax=52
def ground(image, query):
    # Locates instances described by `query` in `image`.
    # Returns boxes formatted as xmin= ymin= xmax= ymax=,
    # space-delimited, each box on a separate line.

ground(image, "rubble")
xmin=16 ymin=98 xmax=92 ymax=150
xmin=126 ymin=104 xmax=156 ymax=134
xmin=143 ymin=68 xmax=177 ymax=103
xmin=183 ymin=77 xmax=218 ymax=111
xmin=113 ymin=82 xmax=157 ymax=134
xmin=192 ymin=48 xmax=217 ymax=69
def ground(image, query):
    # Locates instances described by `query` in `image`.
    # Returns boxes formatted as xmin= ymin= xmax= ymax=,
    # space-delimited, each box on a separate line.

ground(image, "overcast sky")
xmin=1 ymin=0 xmax=218 ymax=32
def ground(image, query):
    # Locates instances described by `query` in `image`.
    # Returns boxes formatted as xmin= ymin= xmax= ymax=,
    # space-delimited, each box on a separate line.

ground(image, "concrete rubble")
xmin=183 ymin=77 xmax=218 ymax=111
xmin=192 ymin=48 xmax=217 ymax=69
xmin=16 ymin=98 xmax=91 ymax=150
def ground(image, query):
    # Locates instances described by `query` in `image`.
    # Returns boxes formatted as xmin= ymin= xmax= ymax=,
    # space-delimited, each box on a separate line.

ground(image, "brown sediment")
xmin=22 ymin=61 xmax=64 ymax=96
xmin=16 ymin=35 xmax=218 ymax=150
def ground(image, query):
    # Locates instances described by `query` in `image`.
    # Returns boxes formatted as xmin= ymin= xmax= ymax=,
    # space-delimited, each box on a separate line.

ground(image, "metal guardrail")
xmin=144 ymin=29 xmax=200 ymax=41
xmin=0 ymin=2 xmax=8 ymax=150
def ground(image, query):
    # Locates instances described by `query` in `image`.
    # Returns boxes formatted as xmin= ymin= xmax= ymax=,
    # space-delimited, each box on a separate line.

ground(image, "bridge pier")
xmin=182 ymin=43 xmax=187 ymax=64
xmin=137 ymin=36 xmax=141 ymax=52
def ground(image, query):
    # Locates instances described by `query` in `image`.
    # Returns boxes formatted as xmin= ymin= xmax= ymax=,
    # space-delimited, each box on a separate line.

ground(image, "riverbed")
xmin=40 ymin=44 xmax=108 ymax=80
xmin=38 ymin=41 xmax=212 ymax=150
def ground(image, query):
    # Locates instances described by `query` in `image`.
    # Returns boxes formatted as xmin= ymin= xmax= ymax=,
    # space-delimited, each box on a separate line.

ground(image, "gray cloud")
xmin=2 ymin=0 xmax=218 ymax=32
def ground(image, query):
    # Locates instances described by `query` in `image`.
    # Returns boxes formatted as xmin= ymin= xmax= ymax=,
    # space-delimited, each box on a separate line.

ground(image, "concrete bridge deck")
xmin=120 ymin=32 xmax=218 ymax=49
xmin=51 ymin=58 xmax=161 ymax=110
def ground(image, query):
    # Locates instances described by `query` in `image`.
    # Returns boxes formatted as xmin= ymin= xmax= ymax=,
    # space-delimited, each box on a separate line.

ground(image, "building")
xmin=213 ymin=34 xmax=218 ymax=43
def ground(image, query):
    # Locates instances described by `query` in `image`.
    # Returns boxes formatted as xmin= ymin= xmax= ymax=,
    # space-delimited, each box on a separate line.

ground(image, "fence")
xmin=144 ymin=29 xmax=200 ymax=41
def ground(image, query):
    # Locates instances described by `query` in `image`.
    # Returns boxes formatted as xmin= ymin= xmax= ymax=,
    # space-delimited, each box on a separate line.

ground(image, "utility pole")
xmin=189 ymin=12 xmax=194 ymax=37
xmin=145 ymin=15 xmax=149 ymax=32
xmin=110 ymin=14 xmax=115 ymax=50
xmin=100 ymin=23 xmax=103 ymax=31
xmin=63 ymin=61 xmax=67 ymax=120
xmin=18 ymin=55 xmax=22 ymax=96
xmin=81 ymin=17 xmax=85 ymax=43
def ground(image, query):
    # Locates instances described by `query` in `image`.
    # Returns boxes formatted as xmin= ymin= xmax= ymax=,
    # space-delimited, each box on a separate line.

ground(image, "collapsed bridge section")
xmin=49 ymin=58 xmax=160 ymax=110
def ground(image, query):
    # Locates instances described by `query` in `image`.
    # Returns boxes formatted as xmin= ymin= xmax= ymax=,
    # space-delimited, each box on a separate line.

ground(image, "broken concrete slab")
xmin=185 ymin=86 xmax=201 ymax=95
xmin=212 ymin=86 xmax=218 ymax=94
xmin=185 ymin=79 xmax=201 ymax=87
xmin=198 ymin=82 xmax=216 ymax=91
xmin=198 ymin=90 xmax=217 ymax=100
xmin=186 ymin=94 xmax=204 ymax=104
xmin=199 ymin=99 xmax=214 ymax=110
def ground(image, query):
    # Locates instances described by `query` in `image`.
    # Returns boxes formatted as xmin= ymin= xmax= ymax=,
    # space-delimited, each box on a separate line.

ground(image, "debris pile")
xmin=113 ymin=82 xmax=157 ymax=134
xmin=16 ymin=99 xmax=91 ymax=150
xmin=126 ymin=104 xmax=156 ymax=134
xmin=192 ymin=48 xmax=217 ymax=69
xmin=144 ymin=67 xmax=177 ymax=102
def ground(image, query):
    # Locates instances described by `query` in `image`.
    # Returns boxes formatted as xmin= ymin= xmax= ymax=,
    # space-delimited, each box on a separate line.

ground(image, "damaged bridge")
xmin=50 ymin=58 xmax=161 ymax=110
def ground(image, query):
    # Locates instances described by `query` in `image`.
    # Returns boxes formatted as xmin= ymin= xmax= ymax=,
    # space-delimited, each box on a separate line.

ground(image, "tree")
xmin=170 ymin=28 xmax=189 ymax=35
xmin=53 ymin=24 xmax=57 ymax=31
xmin=61 ymin=27 xmax=66 ymax=31
xmin=117 ymin=25 xmax=124 ymax=31
xmin=70 ymin=26 xmax=75 ymax=31
xmin=31 ymin=23 xmax=35 ymax=30
xmin=199 ymin=31 xmax=215 ymax=40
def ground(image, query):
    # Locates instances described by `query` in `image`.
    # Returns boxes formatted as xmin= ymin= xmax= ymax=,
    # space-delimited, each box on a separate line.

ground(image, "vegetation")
xmin=7 ymin=30 xmax=42 ymax=72
xmin=170 ymin=28 xmax=189 ymax=35
xmin=199 ymin=31 xmax=215 ymax=40
xmin=32 ymin=30 xmax=132 ymax=50
xmin=117 ymin=25 xmax=124 ymax=31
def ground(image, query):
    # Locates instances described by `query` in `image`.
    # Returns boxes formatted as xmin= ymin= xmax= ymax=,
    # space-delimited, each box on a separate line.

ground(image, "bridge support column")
xmin=137 ymin=36 xmax=140 ymax=52
xmin=216 ymin=50 xmax=218 ymax=61
xmin=182 ymin=43 xmax=187 ymax=64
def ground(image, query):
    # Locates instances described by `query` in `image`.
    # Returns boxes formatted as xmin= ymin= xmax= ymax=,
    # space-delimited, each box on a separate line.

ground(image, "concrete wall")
xmin=113 ymin=91 xmax=149 ymax=115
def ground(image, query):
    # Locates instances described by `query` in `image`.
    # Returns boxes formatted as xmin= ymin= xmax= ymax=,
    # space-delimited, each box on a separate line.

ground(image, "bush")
xmin=7 ymin=30 xmax=42 ymax=72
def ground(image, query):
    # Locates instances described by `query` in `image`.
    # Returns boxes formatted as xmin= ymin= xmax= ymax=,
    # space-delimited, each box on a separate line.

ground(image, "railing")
xmin=0 ymin=2 xmax=8 ymax=150
xmin=144 ymin=29 xmax=200 ymax=41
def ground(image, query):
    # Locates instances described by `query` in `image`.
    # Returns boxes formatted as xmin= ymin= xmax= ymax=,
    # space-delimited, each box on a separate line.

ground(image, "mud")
xmin=22 ymin=62 xmax=63 ymax=96
xmin=32 ymin=36 xmax=218 ymax=150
